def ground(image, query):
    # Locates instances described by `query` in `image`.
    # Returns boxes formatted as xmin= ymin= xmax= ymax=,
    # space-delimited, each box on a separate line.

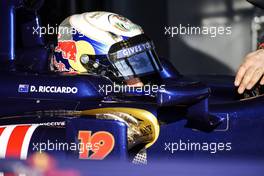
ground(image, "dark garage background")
xmin=39 ymin=0 xmax=256 ymax=75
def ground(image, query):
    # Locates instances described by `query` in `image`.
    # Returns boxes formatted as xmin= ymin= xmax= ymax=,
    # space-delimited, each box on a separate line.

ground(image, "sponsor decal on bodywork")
xmin=18 ymin=84 xmax=78 ymax=94
xmin=38 ymin=121 xmax=65 ymax=127
xmin=78 ymin=131 xmax=115 ymax=160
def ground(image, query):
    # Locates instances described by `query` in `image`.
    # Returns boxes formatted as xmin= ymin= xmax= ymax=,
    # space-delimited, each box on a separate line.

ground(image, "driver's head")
xmin=52 ymin=12 xmax=161 ymax=86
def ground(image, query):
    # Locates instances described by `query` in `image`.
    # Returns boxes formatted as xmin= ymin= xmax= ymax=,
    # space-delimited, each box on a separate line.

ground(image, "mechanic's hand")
xmin=235 ymin=49 xmax=264 ymax=94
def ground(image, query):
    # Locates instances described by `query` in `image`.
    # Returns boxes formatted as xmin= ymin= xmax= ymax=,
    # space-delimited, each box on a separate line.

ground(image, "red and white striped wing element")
xmin=0 ymin=124 xmax=39 ymax=160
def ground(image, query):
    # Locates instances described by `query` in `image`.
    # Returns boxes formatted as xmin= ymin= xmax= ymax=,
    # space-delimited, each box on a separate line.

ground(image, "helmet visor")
xmin=108 ymin=35 xmax=161 ymax=81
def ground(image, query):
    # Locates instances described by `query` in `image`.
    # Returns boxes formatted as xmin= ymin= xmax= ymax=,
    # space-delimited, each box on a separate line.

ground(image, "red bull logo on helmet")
xmin=55 ymin=40 xmax=77 ymax=62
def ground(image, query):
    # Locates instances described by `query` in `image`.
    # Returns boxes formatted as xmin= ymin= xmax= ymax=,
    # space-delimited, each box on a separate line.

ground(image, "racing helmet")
xmin=52 ymin=12 xmax=162 ymax=85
